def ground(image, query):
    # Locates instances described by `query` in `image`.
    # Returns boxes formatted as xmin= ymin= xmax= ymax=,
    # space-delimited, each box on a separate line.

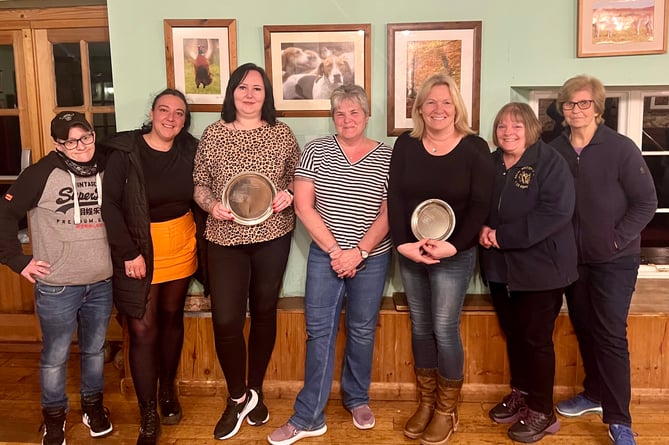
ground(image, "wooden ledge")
xmin=183 ymin=293 xmax=495 ymax=316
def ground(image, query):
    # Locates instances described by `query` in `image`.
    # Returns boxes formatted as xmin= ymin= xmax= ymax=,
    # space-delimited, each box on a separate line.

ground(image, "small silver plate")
xmin=410 ymin=199 xmax=456 ymax=241
xmin=223 ymin=172 xmax=276 ymax=226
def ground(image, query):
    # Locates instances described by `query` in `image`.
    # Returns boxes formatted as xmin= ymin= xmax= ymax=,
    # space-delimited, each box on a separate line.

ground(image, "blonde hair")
xmin=556 ymin=74 xmax=606 ymax=125
xmin=409 ymin=72 xmax=475 ymax=139
xmin=492 ymin=103 xmax=542 ymax=148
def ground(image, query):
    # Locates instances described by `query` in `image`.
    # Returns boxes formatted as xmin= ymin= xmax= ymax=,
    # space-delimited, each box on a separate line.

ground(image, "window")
xmin=529 ymin=87 xmax=669 ymax=276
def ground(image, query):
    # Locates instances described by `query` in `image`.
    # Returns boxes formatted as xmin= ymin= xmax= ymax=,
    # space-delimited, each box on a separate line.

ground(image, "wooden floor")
xmin=1 ymin=346 xmax=668 ymax=444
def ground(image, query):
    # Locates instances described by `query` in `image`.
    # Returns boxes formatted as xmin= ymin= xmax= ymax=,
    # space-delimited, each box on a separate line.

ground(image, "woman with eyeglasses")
xmin=550 ymin=75 xmax=657 ymax=445
xmin=0 ymin=112 xmax=114 ymax=444
xmin=101 ymin=89 xmax=206 ymax=445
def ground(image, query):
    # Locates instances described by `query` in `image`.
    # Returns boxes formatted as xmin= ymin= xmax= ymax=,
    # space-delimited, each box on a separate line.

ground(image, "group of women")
xmin=0 ymin=61 xmax=655 ymax=445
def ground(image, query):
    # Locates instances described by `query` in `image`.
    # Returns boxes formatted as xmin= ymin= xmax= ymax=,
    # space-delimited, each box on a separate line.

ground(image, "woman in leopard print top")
xmin=193 ymin=63 xmax=300 ymax=440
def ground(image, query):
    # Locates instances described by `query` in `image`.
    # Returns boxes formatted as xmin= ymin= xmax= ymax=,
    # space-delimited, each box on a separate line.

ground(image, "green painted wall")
xmin=107 ymin=0 xmax=669 ymax=296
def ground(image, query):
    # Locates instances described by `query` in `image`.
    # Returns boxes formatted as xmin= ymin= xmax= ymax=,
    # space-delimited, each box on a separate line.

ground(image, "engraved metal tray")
xmin=410 ymin=199 xmax=456 ymax=241
xmin=223 ymin=172 xmax=276 ymax=226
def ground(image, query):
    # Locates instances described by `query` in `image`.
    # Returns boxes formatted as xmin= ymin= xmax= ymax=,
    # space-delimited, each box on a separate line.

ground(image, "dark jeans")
xmin=489 ymin=282 xmax=564 ymax=414
xmin=565 ymin=255 xmax=639 ymax=427
xmin=208 ymin=233 xmax=291 ymax=398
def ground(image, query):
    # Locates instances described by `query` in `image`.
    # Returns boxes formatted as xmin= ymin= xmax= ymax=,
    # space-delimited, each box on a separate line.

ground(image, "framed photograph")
xmin=387 ymin=21 xmax=482 ymax=136
xmin=164 ymin=19 xmax=237 ymax=112
xmin=263 ymin=24 xmax=371 ymax=117
xmin=578 ymin=0 xmax=668 ymax=57
xmin=650 ymin=95 xmax=669 ymax=110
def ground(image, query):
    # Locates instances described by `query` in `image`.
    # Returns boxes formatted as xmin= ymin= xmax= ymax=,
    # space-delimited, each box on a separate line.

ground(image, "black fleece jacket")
xmin=551 ymin=124 xmax=657 ymax=264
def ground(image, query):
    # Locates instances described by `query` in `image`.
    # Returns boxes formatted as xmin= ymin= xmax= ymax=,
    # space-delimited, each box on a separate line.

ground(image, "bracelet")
xmin=284 ymin=188 xmax=294 ymax=197
xmin=327 ymin=243 xmax=340 ymax=254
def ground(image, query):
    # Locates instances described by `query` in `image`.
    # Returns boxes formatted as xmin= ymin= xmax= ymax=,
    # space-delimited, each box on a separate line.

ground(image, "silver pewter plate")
xmin=410 ymin=199 xmax=456 ymax=241
xmin=223 ymin=172 xmax=276 ymax=226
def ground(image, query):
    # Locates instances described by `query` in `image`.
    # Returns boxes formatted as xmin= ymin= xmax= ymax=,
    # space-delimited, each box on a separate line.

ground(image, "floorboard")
xmin=0 ymin=349 xmax=667 ymax=444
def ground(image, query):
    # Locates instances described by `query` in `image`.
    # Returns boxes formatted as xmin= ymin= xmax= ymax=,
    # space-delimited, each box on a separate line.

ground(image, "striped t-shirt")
xmin=295 ymin=135 xmax=393 ymax=256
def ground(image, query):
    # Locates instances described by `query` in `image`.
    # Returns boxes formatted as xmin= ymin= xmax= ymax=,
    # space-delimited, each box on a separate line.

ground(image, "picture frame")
xmin=577 ymin=0 xmax=668 ymax=57
xmin=387 ymin=21 xmax=482 ymax=136
xmin=263 ymin=24 xmax=371 ymax=117
xmin=650 ymin=95 xmax=669 ymax=110
xmin=164 ymin=19 xmax=237 ymax=112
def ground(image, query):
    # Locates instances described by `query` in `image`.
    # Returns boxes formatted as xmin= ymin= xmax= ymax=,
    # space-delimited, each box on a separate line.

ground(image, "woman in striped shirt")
xmin=268 ymin=84 xmax=392 ymax=445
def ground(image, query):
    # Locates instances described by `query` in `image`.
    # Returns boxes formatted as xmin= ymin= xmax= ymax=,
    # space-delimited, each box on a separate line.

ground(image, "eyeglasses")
xmin=563 ymin=100 xmax=594 ymax=111
xmin=58 ymin=133 xmax=95 ymax=150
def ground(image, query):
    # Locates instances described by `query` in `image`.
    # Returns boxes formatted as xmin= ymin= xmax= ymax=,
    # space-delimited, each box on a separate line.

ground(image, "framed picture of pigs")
xmin=263 ymin=24 xmax=371 ymax=117
xmin=164 ymin=19 xmax=237 ymax=112
xmin=386 ymin=21 xmax=482 ymax=136
xmin=577 ymin=0 xmax=668 ymax=57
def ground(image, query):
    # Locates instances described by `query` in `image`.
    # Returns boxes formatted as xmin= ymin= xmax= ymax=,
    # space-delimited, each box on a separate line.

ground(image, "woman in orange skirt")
xmin=102 ymin=88 xmax=204 ymax=445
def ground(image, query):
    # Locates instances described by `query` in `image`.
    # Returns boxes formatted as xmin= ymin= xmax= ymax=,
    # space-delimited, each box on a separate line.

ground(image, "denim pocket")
xmin=35 ymin=282 xmax=67 ymax=296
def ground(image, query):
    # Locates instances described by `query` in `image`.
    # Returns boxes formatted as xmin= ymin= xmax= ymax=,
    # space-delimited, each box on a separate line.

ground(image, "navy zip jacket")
xmin=480 ymin=140 xmax=578 ymax=291
xmin=551 ymin=125 xmax=657 ymax=264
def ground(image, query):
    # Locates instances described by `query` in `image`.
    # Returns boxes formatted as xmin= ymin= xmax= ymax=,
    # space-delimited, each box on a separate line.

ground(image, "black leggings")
xmin=208 ymin=233 xmax=291 ymax=398
xmin=127 ymin=277 xmax=190 ymax=403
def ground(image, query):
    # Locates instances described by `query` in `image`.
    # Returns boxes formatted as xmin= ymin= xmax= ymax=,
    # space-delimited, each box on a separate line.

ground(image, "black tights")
xmin=128 ymin=277 xmax=190 ymax=403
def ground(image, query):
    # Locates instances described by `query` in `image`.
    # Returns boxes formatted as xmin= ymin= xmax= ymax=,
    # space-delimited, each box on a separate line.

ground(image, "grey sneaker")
xmin=556 ymin=392 xmax=602 ymax=417
xmin=267 ymin=422 xmax=327 ymax=445
xmin=351 ymin=404 xmax=375 ymax=430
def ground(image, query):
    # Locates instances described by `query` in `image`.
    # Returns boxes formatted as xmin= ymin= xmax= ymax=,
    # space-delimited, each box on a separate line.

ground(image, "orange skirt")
xmin=151 ymin=211 xmax=197 ymax=284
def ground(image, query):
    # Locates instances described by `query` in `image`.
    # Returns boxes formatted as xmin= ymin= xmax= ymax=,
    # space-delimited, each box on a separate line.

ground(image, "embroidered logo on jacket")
xmin=514 ymin=166 xmax=534 ymax=189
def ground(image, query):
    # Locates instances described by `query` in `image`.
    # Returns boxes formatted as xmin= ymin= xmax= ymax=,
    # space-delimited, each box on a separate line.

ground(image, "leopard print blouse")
xmin=193 ymin=120 xmax=300 ymax=246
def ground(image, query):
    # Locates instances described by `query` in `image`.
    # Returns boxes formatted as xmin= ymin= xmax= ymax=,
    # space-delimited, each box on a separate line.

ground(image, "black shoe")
xmin=41 ymin=406 xmax=67 ymax=445
xmin=508 ymin=408 xmax=560 ymax=443
xmin=81 ymin=392 xmax=113 ymax=437
xmin=159 ymin=383 xmax=182 ymax=425
xmin=137 ymin=400 xmax=161 ymax=445
xmin=489 ymin=387 xmax=527 ymax=424
xmin=246 ymin=388 xmax=269 ymax=426
xmin=213 ymin=390 xmax=258 ymax=440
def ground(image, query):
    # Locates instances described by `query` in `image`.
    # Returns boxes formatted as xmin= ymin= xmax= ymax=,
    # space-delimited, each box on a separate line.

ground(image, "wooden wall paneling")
xmin=119 ymin=287 xmax=669 ymax=403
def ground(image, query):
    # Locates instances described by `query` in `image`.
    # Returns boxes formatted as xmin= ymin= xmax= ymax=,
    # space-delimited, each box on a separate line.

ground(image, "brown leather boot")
xmin=404 ymin=368 xmax=437 ymax=439
xmin=419 ymin=375 xmax=463 ymax=445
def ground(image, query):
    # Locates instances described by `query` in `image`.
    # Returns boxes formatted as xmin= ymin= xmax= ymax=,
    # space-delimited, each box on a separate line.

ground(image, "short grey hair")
xmin=330 ymin=84 xmax=370 ymax=117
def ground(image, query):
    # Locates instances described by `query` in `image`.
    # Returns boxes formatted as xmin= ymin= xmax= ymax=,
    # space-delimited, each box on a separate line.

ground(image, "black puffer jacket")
xmin=100 ymin=130 xmax=205 ymax=318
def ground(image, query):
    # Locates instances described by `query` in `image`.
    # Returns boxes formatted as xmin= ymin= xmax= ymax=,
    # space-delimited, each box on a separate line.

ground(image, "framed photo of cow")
xmin=387 ymin=21 xmax=482 ymax=136
xmin=263 ymin=24 xmax=371 ymax=117
xmin=577 ymin=0 xmax=668 ymax=57
xmin=164 ymin=19 xmax=237 ymax=112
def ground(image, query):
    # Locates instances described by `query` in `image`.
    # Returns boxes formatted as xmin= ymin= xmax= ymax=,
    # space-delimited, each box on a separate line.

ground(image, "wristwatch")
xmin=356 ymin=246 xmax=369 ymax=259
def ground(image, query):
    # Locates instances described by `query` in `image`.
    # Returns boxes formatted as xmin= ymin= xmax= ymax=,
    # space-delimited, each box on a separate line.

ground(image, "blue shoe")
xmin=609 ymin=424 xmax=637 ymax=444
xmin=556 ymin=392 xmax=602 ymax=417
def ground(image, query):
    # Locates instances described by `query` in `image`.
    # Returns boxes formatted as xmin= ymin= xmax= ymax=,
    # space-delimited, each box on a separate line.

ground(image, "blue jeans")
xmin=290 ymin=243 xmax=390 ymax=431
xmin=398 ymin=247 xmax=476 ymax=379
xmin=35 ymin=279 xmax=113 ymax=409
xmin=565 ymin=255 xmax=639 ymax=426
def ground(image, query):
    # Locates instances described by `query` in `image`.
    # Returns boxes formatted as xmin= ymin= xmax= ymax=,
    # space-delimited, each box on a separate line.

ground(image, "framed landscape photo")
xmin=387 ymin=21 xmax=482 ymax=136
xmin=164 ymin=19 xmax=237 ymax=112
xmin=578 ymin=0 xmax=668 ymax=57
xmin=263 ymin=24 xmax=371 ymax=117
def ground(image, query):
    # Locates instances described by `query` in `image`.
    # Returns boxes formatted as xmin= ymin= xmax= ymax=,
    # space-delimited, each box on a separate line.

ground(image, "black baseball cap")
xmin=51 ymin=111 xmax=93 ymax=141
